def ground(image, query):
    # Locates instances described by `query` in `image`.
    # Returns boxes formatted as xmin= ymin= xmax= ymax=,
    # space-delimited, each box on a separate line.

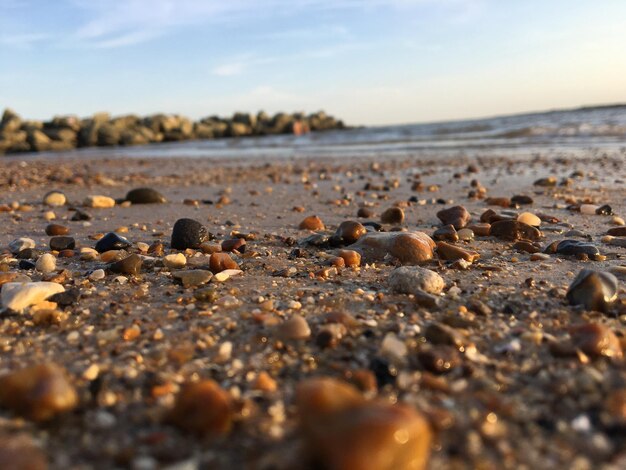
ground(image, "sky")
xmin=1 ymin=0 xmax=626 ymax=126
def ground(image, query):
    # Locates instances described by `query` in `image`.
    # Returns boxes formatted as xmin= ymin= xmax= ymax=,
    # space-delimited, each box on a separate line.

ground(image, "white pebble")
xmin=89 ymin=269 xmax=106 ymax=281
xmin=35 ymin=253 xmax=56 ymax=273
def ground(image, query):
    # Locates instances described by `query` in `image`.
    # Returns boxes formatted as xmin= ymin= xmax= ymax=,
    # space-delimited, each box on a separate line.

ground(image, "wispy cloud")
xmin=0 ymin=32 xmax=49 ymax=48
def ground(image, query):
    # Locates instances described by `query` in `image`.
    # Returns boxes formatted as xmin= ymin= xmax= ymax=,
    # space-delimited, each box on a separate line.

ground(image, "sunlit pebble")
xmin=136 ymin=242 xmax=149 ymax=252
xmin=82 ymin=364 xmax=100 ymax=381
xmin=114 ymin=276 xmax=128 ymax=284
xmin=43 ymin=211 xmax=56 ymax=221
xmin=580 ymin=204 xmax=599 ymax=215
xmin=89 ymin=269 xmax=105 ymax=281
xmin=611 ymin=216 xmax=625 ymax=226
xmin=153 ymin=328 xmax=164 ymax=340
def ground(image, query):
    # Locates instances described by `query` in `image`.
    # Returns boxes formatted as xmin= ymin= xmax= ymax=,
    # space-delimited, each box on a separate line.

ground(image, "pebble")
xmin=168 ymin=380 xmax=233 ymax=436
xmin=172 ymin=269 xmax=213 ymax=288
xmin=607 ymin=227 xmax=626 ymax=236
xmin=534 ymin=176 xmax=557 ymax=187
xmin=357 ymin=207 xmax=373 ymax=218
xmin=433 ymin=225 xmax=458 ymax=242
xmin=125 ymin=187 xmax=166 ymax=204
xmin=511 ymin=195 xmax=534 ymax=205
xmin=517 ymin=212 xmax=541 ymax=227
xmin=253 ymin=372 xmax=278 ymax=392
xmin=610 ymin=216 xmax=625 ymax=226
xmin=1 ymin=282 xmax=65 ymax=313
xmin=49 ymin=236 xmax=75 ymax=251
xmin=45 ymin=224 xmax=69 ymax=236
xmin=333 ymin=221 xmax=368 ymax=245
xmin=0 ymin=363 xmax=78 ymax=421
xmin=43 ymin=190 xmax=66 ymax=206
xmin=579 ymin=204 xmax=598 ymax=215
xmin=35 ymin=253 xmax=56 ymax=273
xmin=457 ymin=228 xmax=474 ymax=241
xmin=389 ymin=266 xmax=445 ymax=295
xmin=466 ymin=223 xmax=491 ymax=236
xmin=424 ymin=322 xmax=467 ymax=349
xmin=554 ymin=240 xmax=600 ymax=257
xmin=209 ymin=253 xmax=239 ymax=274
xmin=0 ymin=434 xmax=48 ymax=469
xmin=221 ymin=238 xmax=246 ymax=253
xmin=299 ymin=215 xmax=325 ymax=231
xmin=337 ymin=249 xmax=361 ymax=267
xmin=71 ymin=208 xmax=92 ymax=221
xmin=296 ymin=377 xmax=432 ymax=470
xmin=171 ymin=218 xmax=210 ymax=250
xmin=80 ymin=247 xmax=99 ymax=260
xmin=108 ymin=254 xmax=142 ymax=275
xmin=8 ymin=237 xmax=35 ymax=254
xmin=513 ymin=240 xmax=541 ymax=253
xmin=18 ymin=260 xmax=36 ymax=270
xmin=83 ymin=195 xmax=115 ymax=208
xmin=277 ymin=315 xmax=311 ymax=340
xmin=436 ymin=205 xmax=471 ymax=229
xmin=43 ymin=210 xmax=56 ymax=221
xmin=94 ymin=232 xmax=131 ymax=253
xmin=604 ymin=236 xmax=626 ymax=248
xmin=89 ymin=269 xmax=106 ymax=281
xmin=380 ymin=207 xmax=405 ymax=224
xmin=490 ymin=220 xmax=541 ymax=241
xmin=566 ymin=269 xmax=618 ymax=312
xmin=352 ymin=231 xmax=435 ymax=264
xmin=163 ymin=253 xmax=187 ymax=269
xmin=569 ymin=323 xmax=623 ymax=359
xmin=418 ymin=345 xmax=461 ymax=374
xmin=436 ymin=241 xmax=480 ymax=262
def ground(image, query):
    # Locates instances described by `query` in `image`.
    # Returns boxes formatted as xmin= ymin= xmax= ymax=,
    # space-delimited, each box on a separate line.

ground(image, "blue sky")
xmin=1 ymin=0 xmax=625 ymax=125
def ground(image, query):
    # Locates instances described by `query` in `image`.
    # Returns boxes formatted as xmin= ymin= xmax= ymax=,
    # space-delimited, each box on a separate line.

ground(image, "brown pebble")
xmin=45 ymin=224 xmax=69 ymax=236
xmin=209 ymin=252 xmax=239 ymax=274
xmin=329 ymin=256 xmax=346 ymax=268
xmin=108 ymin=254 xmax=142 ymax=275
xmin=168 ymin=380 xmax=233 ymax=436
xmin=0 ymin=363 xmax=78 ymax=422
xmin=607 ymin=227 xmax=626 ymax=236
xmin=221 ymin=238 xmax=246 ymax=253
xmin=335 ymin=221 xmax=367 ymax=244
xmin=569 ymin=323 xmax=623 ymax=359
xmin=277 ymin=315 xmax=311 ymax=340
xmin=380 ymin=207 xmax=405 ymax=225
xmin=490 ymin=220 xmax=541 ymax=241
xmin=299 ymin=215 xmax=325 ymax=231
xmin=338 ymin=249 xmax=361 ymax=267
xmin=433 ymin=225 xmax=458 ymax=242
xmin=296 ymin=377 xmax=432 ymax=470
xmin=485 ymin=197 xmax=511 ymax=207
xmin=436 ymin=241 xmax=480 ymax=262
xmin=436 ymin=205 xmax=471 ymax=229
xmin=513 ymin=240 xmax=542 ymax=254
xmin=148 ymin=242 xmax=164 ymax=256
xmin=417 ymin=345 xmax=461 ymax=374
xmin=253 ymin=372 xmax=277 ymax=393
xmin=357 ymin=207 xmax=373 ymax=218
xmin=0 ymin=434 xmax=47 ymax=470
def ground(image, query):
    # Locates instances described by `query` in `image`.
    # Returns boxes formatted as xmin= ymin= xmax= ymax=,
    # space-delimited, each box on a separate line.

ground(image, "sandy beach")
xmin=0 ymin=147 xmax=624 ymax=469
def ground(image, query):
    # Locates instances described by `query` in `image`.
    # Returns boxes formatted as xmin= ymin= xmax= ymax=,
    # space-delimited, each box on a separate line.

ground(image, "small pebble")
xmin=125 ymin=187 xmax=166 ymax=204
xmin=45 ymin=224 xmax=69 ymax=236
xmin=566 ymin=269 xmax=618 ymax=312
xmin=35 ymin=253 xmax=56 ymax=273
xmin=517 ymin=212 xmax=541 ymax=227
xmin=84 ymin=195 xmax=115 ymax=208
xmin=163 ymin=253 xmax=187 ymax=269
xmin=277 ymin=315 xmax=311 ymax=340
xmin=171 ymin=218 xmax=210 ymax=250
xmin=43 ymin=190 xmax=66 ymax=207
xmin=299 ymin=215 xmax=325 ymax=231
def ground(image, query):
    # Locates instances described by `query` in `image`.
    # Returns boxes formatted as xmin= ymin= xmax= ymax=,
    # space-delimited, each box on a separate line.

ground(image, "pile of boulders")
xmin=0 ymin=108 xmax=346 ymax=154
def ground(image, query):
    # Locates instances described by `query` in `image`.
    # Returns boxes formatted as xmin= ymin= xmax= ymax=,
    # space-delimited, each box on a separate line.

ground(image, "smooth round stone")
xmin=334 ymin=221 xmax=368 ymax=245
xmin=209 ymin=253 xmax=239 ymax=274
xmin=71 ymin=209 xmax=92 ymax=221
xmin=456 ymin=228 xmax=474 ymax=241
xmin=569 ymin=323 xmax=623 ymax=359
xmin=534 ymin=176 xmax=557 ymax=187
xmin=433 ymin=225 xmax=458 ymax=242
xmin=380 ymin=207 xmax=405 ymax=225
xmin=296 ymin=377 xmax=432 ymax=470
xmin=511 ymin=195 xmax=534 ymax=205
xmin=596 ymin=204 xmax=613 ymax=215
xmin=172 ymin=269 xmax=213 ymax=288
xmin=94 ymin=232 xmax=131 ymax=253
xmin=125 ymin=187 xmax=166 ymax=204
xmin=167 ymin=380 xmax=233 ymax=436
xmin=163 ymin=253 xmax=187 ymax=269
xmin=337 ymin=249 xmax=361 ymax=267
xmin=299 ymin=215 xmax=325 ymax=231
xmin=49 ymin=236 xmax=75 ymax=252
xmin=357 ymin=207 xmax=373 ymax=218
xmin=389 ymin=266 xmax=444 ymax=295
xmin=0 ymin=434 xmax=48 ymax=469
xmin=607 ymin=226 xmax=626 ymax=236
xmin=8 ymin=237 xmax=35 ymax=254
xmin=490 ymin=220 xmax=541 ymax=241
xmin=580 ymin=204 xmax=598 ymax=215
xmin=418 ymin=345 xmax=461 ymax=374
xmin=35 ymin=253 xmax=56 ymax=274
xmin=277 ymin=315 xmax=311 ymax=340
xmin=0 ymin=363 xmax=77 ymax=422
xmin=43 ymin=210 xmax=56 ymax=221
xmin=436 ymin=205 xmax=471 ymax=229
xmin=566 ymin=269 xmax=618 ymax=312
xmin=108 ymin=254 xmax=142 ymax=275
xmin=466 ymin=223 xmax=491 ymax=237
xmin=611 ymin=216 xmax=625 ymax=226
xmin=45 ymin=224 xmax=69 ymax=236
xmin=352 ymin=231 xmax=435 ymax=265
xmin=171 ymin=218 xmax=209 ymax=250
xmin=83 ymin=195 xmax=115 ymax=208
xmin=43 ymin=190 xmax=66 ymax=207
xmin=89 ymin=269 xmax=106 ymax=281
xmin=517 ymin=212 xmax=541 ymax=227
xmin=555 ymin=240 xmax=599 ymax=257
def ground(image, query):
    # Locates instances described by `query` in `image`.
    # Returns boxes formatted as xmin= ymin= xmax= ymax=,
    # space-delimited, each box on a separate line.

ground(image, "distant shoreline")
xmin=0 ymin=109 xmax=346 ymax=156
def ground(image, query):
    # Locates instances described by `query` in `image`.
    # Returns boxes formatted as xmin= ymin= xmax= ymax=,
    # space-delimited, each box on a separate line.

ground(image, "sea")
xmin=22 ymin=105 xmax=626 ymax=161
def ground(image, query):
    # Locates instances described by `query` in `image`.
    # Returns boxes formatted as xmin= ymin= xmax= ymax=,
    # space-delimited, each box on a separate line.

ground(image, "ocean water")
xmin=22 ymin=105 xmax=626 ymax=161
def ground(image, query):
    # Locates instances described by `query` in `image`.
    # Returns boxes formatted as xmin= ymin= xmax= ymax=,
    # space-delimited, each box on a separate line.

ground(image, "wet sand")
xmin=0 ymin=150 xmax=625 ymax=469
